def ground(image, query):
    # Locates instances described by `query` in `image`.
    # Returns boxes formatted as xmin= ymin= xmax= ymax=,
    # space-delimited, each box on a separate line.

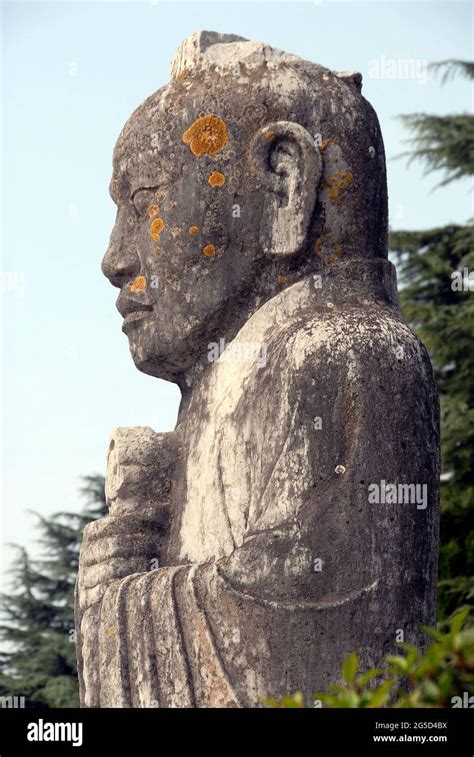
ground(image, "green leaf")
xmin=357 ymin=668 xmax=383 ymax=687
xmin=386 ymin=655 xmax=410 ymax=674
xmin=342 ymin=652 xmax=359 ymax=685
xmin=367 ymin=680 xmax=395 ymax=708
xmin=451 ymin=608 xmax=470 ymax=635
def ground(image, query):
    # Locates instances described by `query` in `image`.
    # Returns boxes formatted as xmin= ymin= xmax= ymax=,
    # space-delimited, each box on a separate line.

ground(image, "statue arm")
xmin=214 ymin=314 xmax=439 ymax=611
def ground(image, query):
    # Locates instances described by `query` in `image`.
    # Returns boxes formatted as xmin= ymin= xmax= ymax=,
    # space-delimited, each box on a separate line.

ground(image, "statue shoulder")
xmin=271 ymin=304 xmax=434 ymax=382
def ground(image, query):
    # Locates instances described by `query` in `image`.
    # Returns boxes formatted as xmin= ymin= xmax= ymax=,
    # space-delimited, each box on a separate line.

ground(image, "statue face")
xmin=101 ymin=85 xmax=265 ymax=383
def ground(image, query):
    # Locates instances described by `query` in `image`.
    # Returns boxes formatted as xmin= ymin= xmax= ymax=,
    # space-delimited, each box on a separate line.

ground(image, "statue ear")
xmin=250 ymin=121 xmax=322 ymax=260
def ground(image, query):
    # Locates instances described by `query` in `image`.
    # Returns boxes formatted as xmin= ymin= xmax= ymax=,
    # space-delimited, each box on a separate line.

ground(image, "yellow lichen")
xmin=322 ymin=172 xmax=353 ymax=202
xmin=177 ymin=68 xmax=189 ymax=81
xmin=183 ymin=115 xmax=228 ymax=157
xmin=150 ymin=217 xmax=165 ymax=241
xmin=203 ymin=244 xmax=216 ymax=257
xmin=208 ymin=171 xmax=225 ymax=187
xmin=319 ymin=138 xmax=330 ymax=151
xmin=148 ymin=204 xmax=160 ymax=218
xmin=315 ymin=235 xmax=343 ymax=263
xmin=264 ymin=129 xmax=275 ymax=140
xmin=277 ymin=275 xmax=287 ymax=285
xmin=188 ymin=226 xmax=200 ymax=235
xmin=314 ymin=235 xmax=332 ymax=255
xmin=107 ymin=626 xmax=116 ymax=637
xmin=154 ymin=247 xmax=161 ymax=254
xmin=130 ymin=275 xmax=147 ymax=292
xmin=314 ymin=237 xmax=324 ymax=254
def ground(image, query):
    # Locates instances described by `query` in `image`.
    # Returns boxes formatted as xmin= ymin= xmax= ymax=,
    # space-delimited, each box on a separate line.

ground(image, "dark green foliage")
xmin=390 ymin=59 xmax=474 ymax=620
xmin=397 ymin=60 xmax=474 ymax=187
xmin=429 ymin=60 xmax=474 ymax=84
xmin=0 ymin=475 xmax=106 ymax=708
xmin=390 ymin=224 xmax=474 ymax=618
xmin=398 ymin=113 xmax=474 ymax=187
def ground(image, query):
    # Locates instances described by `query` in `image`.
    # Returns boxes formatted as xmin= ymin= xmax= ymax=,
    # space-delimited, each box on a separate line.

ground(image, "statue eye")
xmin=132 ymin=188 xmax=158 ymax=217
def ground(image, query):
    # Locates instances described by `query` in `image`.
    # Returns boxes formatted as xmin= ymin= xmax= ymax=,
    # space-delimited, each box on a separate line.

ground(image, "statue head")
xmin=101 ymin=31 xmax=388 ymax=385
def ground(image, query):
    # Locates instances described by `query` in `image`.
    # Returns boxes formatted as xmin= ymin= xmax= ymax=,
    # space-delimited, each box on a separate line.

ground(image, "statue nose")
xmin=101 ymin=227 xmax=140 ymax=288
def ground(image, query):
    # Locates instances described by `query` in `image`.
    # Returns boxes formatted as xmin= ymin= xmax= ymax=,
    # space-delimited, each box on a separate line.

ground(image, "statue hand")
xmin=77 ymin=507 xmax=167 ymax=613
xmin=105 ymin=426 xmax=176 ymax=516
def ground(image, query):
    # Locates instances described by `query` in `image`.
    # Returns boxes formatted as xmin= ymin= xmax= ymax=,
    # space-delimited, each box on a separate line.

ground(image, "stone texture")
xmin=75 ymin=31 xmax=440 ymax=708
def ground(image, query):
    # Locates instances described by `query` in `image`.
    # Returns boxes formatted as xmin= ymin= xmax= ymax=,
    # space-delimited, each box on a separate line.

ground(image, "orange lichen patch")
xmin=314 ymin=235 xmax=331 ymax=255
xmin=182 ymin=115 xmax=228 ymax=157
xmin=208 ymin=171 xmax=225 ymax=187
xmin=147 ymin=204 xmax=160 ymax=218
xmin=203 ymin=244 xmax=217 ymax=257
xmin=188 ymin=225 xmax=200 ymax=235
xmin=149 ymin=217 xmax=165 ymax=241
xmin=130 ymin=275 xmax=147 ymax=293
xmin=107 ymin=626 xmax=116 ymax=637
xmin=263 ymin=129 xmax=275 ymax=140
xmin=326 ymin=241 xmax=343 ymax=266
xmin=322 ymin=171 xmax=353 ymax=203
xmin=277 ymin=275 xmax=287 ymax=285
xmin=154 ymin=247 xmax=161 ymax=254
xmin=319 ymin=138 xmax=330 ymax=151
xmin=177 ymin=68 xmax=189 ymax=81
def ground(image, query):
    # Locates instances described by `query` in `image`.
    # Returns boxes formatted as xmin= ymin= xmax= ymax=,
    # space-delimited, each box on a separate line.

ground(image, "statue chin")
xmin=127 ymin=332 xmax=190 ymax=383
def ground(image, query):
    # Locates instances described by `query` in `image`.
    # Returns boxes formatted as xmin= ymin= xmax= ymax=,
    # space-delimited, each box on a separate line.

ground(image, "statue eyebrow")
xmin=129 ymin=182 xmax=172 ymax=203
xmin=131 ymin=185 xmax=160 ymax=199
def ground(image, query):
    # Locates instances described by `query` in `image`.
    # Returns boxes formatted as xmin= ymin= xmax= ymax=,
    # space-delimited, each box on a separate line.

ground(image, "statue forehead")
xmin=114 ymin=89 xmax=174 ymax=155
xmin=111 ymin=86 xmax=190 ymax=195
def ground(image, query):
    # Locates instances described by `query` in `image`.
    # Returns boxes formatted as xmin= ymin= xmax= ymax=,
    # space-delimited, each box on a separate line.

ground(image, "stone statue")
xmin=75 ymin=31 xmax=439 ymax=708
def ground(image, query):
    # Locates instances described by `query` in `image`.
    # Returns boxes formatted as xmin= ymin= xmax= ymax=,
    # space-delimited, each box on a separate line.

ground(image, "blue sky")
xmin=1 ymin=0 xmax=472 ymax=582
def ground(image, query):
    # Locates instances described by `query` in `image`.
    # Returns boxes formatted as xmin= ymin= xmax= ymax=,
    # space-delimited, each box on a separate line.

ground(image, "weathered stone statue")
xmin=75 ymin=31 xmax=439 ymax=708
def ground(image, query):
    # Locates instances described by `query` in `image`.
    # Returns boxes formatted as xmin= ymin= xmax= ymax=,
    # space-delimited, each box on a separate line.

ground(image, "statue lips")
xmin=116 ymin=291 xmax=153 ymax=332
